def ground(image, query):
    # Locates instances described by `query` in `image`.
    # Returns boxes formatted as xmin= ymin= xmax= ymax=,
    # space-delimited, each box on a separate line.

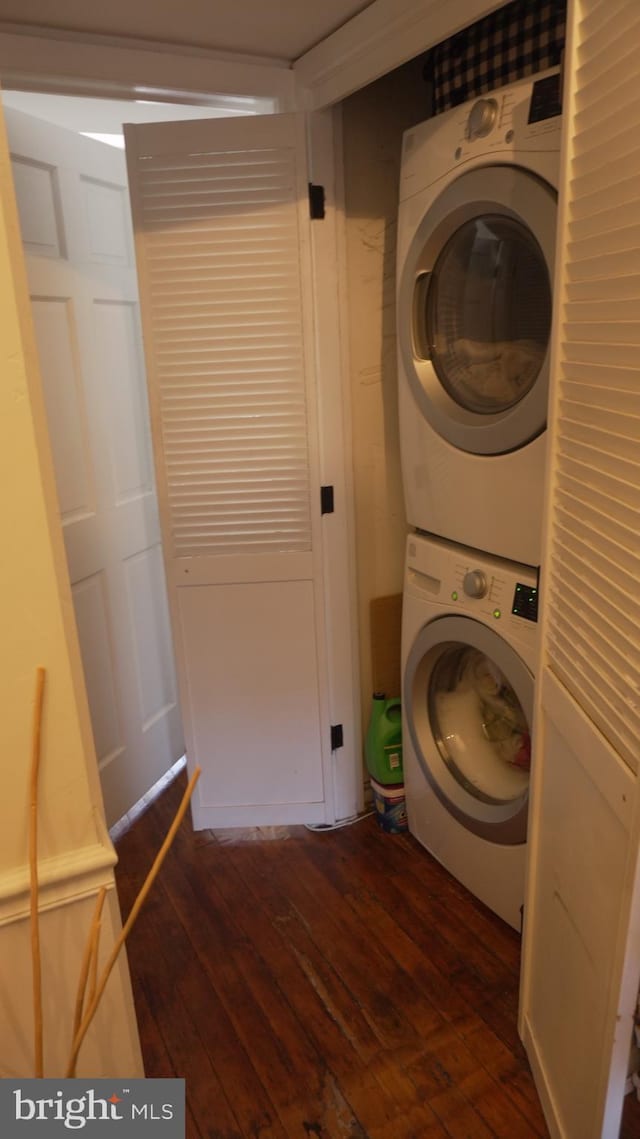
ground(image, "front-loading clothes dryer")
xmin=397 ymin=70 xmax=562 ymax=566
xmin=402 ymin=531 xmax=539 ymax=930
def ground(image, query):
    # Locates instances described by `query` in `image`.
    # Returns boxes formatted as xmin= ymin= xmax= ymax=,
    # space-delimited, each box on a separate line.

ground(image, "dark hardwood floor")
xmin=114 ymin=772 xmax=640 ymax=1139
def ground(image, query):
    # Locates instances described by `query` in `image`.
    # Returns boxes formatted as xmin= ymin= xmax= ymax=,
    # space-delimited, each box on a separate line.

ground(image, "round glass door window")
xmin=428 ymin=643 xmax=531 ymax=805
xmin=398 ymin=165 xmax=557 ymax=453
xmin=416 ymin=215 xmax=552 ymax=415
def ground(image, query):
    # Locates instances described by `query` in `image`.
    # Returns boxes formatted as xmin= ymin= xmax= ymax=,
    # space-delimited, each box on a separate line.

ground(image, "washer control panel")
xmin=512 ymin=581 xmax=539 ymax=622
xmin=452 ymin=561 xmax=538 ymax=626
xmin=406 ymin=533 xmax=539 ymax=647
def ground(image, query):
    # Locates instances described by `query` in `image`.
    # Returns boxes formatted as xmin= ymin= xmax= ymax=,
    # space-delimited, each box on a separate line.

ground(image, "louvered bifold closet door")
xmin=521 ymin=6 xmax=640 ymax=1138
xmin=546 ymin=0 xmax=640 ymax=771
xmin=125 ymin=114 xmax=329 ymax=829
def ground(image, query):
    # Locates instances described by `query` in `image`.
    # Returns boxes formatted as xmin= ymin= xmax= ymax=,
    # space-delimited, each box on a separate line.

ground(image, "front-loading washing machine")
xmin=397 ymin=70 xmax=562 ymax=566
xmin=402 ymin=531 xmax=539 ymax=930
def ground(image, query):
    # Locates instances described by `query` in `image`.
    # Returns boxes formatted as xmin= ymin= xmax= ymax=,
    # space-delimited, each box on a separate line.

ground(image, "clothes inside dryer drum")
xmin=428 ymin=645 xmax=530 ymax=805
xmin=419 ymin=215 xmax=552 ymax=414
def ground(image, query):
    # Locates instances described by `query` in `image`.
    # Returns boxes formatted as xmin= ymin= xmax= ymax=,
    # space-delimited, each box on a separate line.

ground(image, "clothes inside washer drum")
xmin=432 ymin=686 xmax=530 ymax=803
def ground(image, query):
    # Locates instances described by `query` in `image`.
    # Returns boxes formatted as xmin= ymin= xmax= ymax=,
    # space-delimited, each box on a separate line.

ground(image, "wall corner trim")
xmin=294 ymin=0 xmax=501 ymax=108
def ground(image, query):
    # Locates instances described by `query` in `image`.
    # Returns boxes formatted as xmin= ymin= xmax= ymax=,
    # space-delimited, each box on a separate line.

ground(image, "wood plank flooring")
xmin=113 ymin=772 xmax=638 ymax=1139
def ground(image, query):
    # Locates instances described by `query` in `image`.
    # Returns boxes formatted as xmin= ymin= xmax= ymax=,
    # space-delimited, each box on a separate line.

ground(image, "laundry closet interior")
xmin=3 ymin=0 xmax=640 ymax=1136
xmin=343 ymin=16 xmax=562 ymax=941
xmin=341 ymin=3 xmax=640 ymax=1135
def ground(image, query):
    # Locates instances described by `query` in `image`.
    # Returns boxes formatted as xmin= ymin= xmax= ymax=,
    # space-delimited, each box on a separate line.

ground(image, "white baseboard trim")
xmin=109 ymin=755 xmax=186 ymax=844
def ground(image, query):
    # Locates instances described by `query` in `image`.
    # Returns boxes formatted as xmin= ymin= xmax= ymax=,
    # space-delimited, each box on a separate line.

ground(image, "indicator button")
xmin=451 ymin=590 xmax=458 ymax=601
xmin=493 ymin=608 xmax=501 ymax=619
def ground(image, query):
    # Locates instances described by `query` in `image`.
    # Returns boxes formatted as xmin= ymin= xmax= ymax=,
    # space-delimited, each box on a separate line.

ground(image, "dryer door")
xmin=404 ymin=614 xmax=533 ymax=843
xmin=398 ymin=165 xmax=556 ymax=455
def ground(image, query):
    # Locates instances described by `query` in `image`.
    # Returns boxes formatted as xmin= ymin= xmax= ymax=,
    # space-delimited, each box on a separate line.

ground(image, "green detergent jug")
xmin=365 ymin=693 xmax=403 ymax=785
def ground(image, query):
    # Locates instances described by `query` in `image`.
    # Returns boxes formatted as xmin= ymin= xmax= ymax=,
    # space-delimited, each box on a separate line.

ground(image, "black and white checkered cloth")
xmin=425 ymin=0 xmax=566 ymax=116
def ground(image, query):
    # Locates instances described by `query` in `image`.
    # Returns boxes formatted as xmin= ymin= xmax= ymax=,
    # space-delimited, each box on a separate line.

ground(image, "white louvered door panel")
xmin=125 ymin=113 xmax=332 ymax=828
xmin=140 ymin=145 xmax=313 ymax=560
xmin=520 ymin=4 xmax=640 ymax=1138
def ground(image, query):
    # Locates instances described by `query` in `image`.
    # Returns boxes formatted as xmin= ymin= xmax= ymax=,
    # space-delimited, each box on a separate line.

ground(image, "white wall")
xmin=341 ymin=57 xmax=427 ymax=737
xmin=0 ymin=104 xmax=142 ymax=1078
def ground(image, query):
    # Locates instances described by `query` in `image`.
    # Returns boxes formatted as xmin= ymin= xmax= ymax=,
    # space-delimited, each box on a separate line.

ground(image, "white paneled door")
xmin=5 ymin=106 xmax=184 ymax=827
xmin=125 ymin=113 xmax=351 ymax=829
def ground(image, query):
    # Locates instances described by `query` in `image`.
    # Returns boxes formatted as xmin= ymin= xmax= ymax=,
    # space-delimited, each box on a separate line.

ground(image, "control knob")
xmin=463 ymin=570 xmax=488 ymax=599
xmin=467 ymin=98 xmax=498 ymax=140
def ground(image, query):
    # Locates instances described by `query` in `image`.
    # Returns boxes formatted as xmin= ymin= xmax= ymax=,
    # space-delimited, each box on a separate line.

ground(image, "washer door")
xmin=398 ymin=165 xmax=556 ymax=455
xmin=404 ymin=615 xmax=533 ymax=844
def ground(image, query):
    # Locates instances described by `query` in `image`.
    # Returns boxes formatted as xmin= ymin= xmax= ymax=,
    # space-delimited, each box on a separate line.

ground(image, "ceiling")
xmin=0 ymin=0 xmax=377 ymax=63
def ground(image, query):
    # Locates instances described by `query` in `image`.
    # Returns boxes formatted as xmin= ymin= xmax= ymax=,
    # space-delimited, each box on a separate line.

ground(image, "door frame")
xmin=0 ymin=3 xmax=506 ymax=112
xmin=0 ymin=61 xmax=363 ymax=824
xmin=0 ymin=27 xmax=295 ymax=107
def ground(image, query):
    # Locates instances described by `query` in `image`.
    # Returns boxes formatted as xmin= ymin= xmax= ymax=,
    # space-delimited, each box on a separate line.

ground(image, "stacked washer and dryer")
xmin=397 ymin=71 xmax=562 ymax=930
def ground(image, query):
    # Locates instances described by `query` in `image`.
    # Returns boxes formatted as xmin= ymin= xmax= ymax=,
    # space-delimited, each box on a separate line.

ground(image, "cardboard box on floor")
xmin=370 ymin=593 xmax=403 ymax=700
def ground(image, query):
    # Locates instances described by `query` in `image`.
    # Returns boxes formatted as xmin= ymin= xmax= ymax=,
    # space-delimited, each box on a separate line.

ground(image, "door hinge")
xmin=320 ymin=485 xmax=334 ymax=515
xmin=308 ymin=183 xmax=325 ymax=220
xmin=330 ymin=724 xmax=344 ymax=751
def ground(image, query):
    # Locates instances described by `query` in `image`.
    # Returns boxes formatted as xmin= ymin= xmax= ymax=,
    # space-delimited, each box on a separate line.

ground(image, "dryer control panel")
xmin=528 ymin=72 xmax=563 ymax=125
xmin=464 ymin=73 xmax=562 ymax=138
xmin=461 ymin=68 xmax=562 ymax=150
xmin=399 ymin=68 xmax=562 ymax=203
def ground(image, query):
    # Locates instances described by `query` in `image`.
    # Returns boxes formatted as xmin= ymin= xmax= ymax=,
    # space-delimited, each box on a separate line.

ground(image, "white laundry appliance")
xmin=402 ymin=531 xmax=539 ymax=930
xmin=397 ymin=71 xmax=562 ymax=565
